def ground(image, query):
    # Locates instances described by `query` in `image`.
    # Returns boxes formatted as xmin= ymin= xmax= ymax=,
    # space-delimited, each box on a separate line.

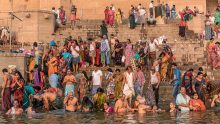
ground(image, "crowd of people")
xmin=2 ymin=1 xmax=220 ymax=120
xmin=1 ymin=31 xmax=220 ymax=116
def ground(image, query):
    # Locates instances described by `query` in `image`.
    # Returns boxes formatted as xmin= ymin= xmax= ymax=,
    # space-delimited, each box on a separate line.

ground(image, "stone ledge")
xmin=0 ymin=53 xmax=25 ymax=57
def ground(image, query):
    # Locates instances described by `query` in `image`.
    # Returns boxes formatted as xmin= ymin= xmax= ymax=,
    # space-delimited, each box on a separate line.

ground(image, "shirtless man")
xmin=33 ymin=88 xmax=63 ymax=111
xmin=133 ymin=95 xmax=151 ymax=114
xmin=1 ymin=68 xmax=12 ymax=111
xmin=114 ymin=95 xmax=131 ymax=113
xmin=64 ymin=92 xmax=78 ymax=112
xmin=63 ymin=69 xmax=76 ymax=96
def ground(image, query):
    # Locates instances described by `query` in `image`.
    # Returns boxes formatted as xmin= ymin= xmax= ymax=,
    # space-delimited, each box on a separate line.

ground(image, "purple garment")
xmin=34 ymin=69 xmax=40 ymax=86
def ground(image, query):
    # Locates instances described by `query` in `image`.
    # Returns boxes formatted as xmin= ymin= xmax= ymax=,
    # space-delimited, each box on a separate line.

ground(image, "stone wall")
xmin=0 ymin=53 xmax=26 ymax=84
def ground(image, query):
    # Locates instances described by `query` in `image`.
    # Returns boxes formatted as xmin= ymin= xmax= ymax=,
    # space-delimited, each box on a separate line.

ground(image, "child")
xmin=169 ymin=102 xmax=177 ymax=113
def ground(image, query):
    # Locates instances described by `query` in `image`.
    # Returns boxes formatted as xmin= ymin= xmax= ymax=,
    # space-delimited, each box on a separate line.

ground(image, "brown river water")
xmin=1 ymin=109 xmax=220 ymax=124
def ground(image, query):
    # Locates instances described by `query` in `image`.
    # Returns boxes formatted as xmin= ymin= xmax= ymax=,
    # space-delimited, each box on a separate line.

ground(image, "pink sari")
xmin=59 ymin=10 xmax=66 ymax=25
xmin=108 ymin=10 xmax=115 ymax=26
xmin=125 ymin=44 xmax=134 ymax=66
xmin=104 ymin=9 xmax=109 ymax=24
xmin=207 ymin=43 xmax=220 ymax=68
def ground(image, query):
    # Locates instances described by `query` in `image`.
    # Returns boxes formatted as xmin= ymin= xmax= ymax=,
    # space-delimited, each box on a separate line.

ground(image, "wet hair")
xmin=82 ymin=71 xmax=89 ymax=80
xmin=105 ymin=102 xmax=110 ymax=106
xmin=198 ymin=67 xmax=203 ymax=72
xmin=172 ymin=63 xmax=177 ymax=67
xmin=107 ymin=68 xmax=113 ymax=72
xmin=15 ymin=71 xmax=24 ymax=80
xmin=82 ymin=96 xmax=94 ymax=109
xmin=73 ymin=39 xmax=79 ymax=46
xmin=137 ymin=65 xmax=141 ymax=69
xmin=33 ymin=86 xmax=41 ymax=91
xmin=115 ymin=69 xmax=120 ymax=72
xmin=34 ymin=64 xmax=38 ymax=69
xmin=2 ymin=68 xmax=8 ymax=73
xmin=193 ymin=92 xmax=198 ymax=96
xmin=197 ymin=72 xmax=203 ymax=76
xmin=97 ymin=87 xmax=104 ymax=93
xmin=126 ymin=66 xmax=132 ymax=71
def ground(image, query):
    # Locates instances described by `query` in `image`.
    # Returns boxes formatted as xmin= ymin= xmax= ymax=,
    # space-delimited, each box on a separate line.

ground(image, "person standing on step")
xmin=100 ymin=35 xmax=110 ymax=67
xmin=92 ymin=67 xmax=103 ymax=95
xmin=100 ymin=21 xmax=108 ymax=39
xmin=108 ymin=7 xmax=115 ymax=27
xmin=1 ymin=68 xmax=12 ymax=112
xmin=149 ymin=1 xmax=154 ymax=17
xmin=170 ymin=63 xmax=181 ymax=100
xmin=165 ymin=4 xmax=170 ymax=19
xmin=70 ymin=5 xmax=77 ymax=30
xmin=134 ymin=66 xmax=145 ymax=96
xmin=171 ymin=5 xmax=176 ymax=19
xmin=150 ymin=67 xmax=160 ymax=106
xmin=148 ymin=38 xmax=158 ymax=67
xmin=71 ymin=40 xmax=80 ymax=73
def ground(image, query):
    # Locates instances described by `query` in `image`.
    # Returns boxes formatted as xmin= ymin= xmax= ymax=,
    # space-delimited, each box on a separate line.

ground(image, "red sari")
xmin=11 ymin=79 xmax=24 ymax=106
xmin=95 ymin=48 xmax=100 ymax=66
xmin=189 ymin=99 xmax=206 ymax=111
xmin=59 ymin=10 xmax=66 ymax=25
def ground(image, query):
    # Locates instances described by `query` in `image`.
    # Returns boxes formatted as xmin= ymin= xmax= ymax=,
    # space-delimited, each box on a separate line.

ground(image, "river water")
xmin=1 ymin=110 xmax=220 ymax=124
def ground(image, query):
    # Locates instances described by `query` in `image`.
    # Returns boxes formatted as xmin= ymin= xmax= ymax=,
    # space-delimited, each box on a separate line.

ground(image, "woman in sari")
xmin=93 ymin=88 xmax=107 ymax=111
xmin=11 ymin=71 xmax=24 ymax=106
xmin=59 ymin=6 xmax=66 ymax=25
xmin=182 ymin=69 xmax=194 ymax=96
xmin=124 ymin=39 xmax=134 ymax=67
xmin=47 ymin=54 xmax=58 ymax=77
xmin=108 ymin=7 xmax=115 ymax=27
xmin=58 ymin=56 xmax=68 ymax=82
xmin=205 ymin=15 xmax=213 ymax=40
xmin=160 ymin=52 xmax=169 ymax=81
xmin=62 ymin=48 xmax=72 ymax=68
xmin=114 ymin=39 xmax=123 ymax=66
xmin=189 ymin=93 xmax=206 ymax=111
xmin=114 ymin=69 xmax=124 ymax=100
xmin=211 ymin=91 xmax=220 ymax=108
xmin=95 ymin=42 xmax=101 ymax=66
xmin=207 ymin=39 xmax=220 ymax=69
xmin=215 ymin=8 xmax=220 ymax=25
xmin=115 ymin=8 xmax=123 ymax=26
xmin=129 ymin=9 xmax=136 ymax=29
xmin=104 ymin=6 xmax=109 ymax=24
xmin=28 ymin=58 xmax=35 ymax=83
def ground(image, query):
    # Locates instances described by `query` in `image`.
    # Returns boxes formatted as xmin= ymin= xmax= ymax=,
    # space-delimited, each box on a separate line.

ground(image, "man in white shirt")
xmin=92 ymin=67 xmax=103 ymax=95
xmin=149 ymin=1 xmax=154 ymax=17
xmin=71 ymin=40 xmax=80 ymax=72
xmin=148 ymin=37 xmax=158 ymax=66
xmin=139 ymin=7 xmax=146 ymax=25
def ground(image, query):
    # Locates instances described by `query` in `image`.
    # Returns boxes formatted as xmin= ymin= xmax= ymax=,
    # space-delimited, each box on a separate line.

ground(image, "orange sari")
xmin=189 ymin=99 xmax=206 ymax=111
xmin=48 ymin=57 xmax=58 ymax=77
